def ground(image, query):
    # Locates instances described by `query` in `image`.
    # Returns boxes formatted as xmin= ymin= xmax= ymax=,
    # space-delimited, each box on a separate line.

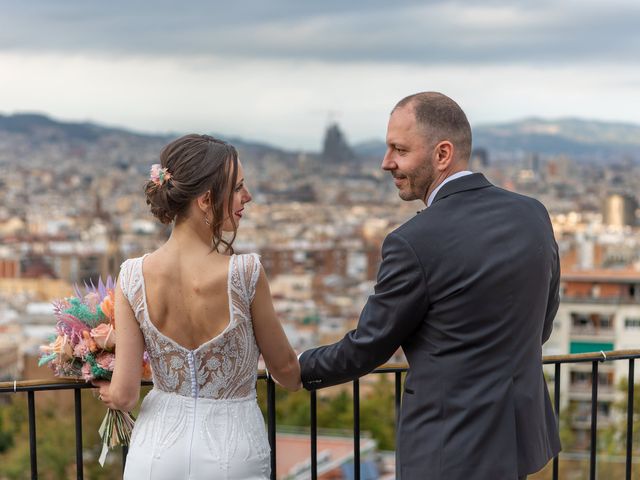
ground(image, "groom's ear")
xmin=434 ymin=140 xmax=454 ymax=172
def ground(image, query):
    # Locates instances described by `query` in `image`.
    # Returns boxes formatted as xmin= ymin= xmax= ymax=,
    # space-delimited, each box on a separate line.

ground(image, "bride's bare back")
xmin=142 ymin=251 xmax=232 ymax=350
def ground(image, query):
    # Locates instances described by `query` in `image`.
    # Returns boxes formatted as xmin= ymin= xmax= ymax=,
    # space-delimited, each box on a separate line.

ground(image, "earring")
xmin=204 ymin=216 xmax=211 ymax=227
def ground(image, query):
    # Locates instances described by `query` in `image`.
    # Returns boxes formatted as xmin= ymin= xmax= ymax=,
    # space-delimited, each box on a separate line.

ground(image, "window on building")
xmin=571 ymin=313 xmax=591 ymax=328
xmin=570 ymin=371 xmax=591 ymax=385
xmin=625 ymin=318 xmax=640 ymax=329
xmin=598 ymin=402 xmax=611 ymax=417
xmin=570 ymin=313 xmax=614 ymax=330
xmin=569 ymin=371 xmax=612 ymax=387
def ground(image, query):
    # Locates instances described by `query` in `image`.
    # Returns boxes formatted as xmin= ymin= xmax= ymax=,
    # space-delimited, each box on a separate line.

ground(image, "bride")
xmin=93 ymin=134 xmax=301 ymax=479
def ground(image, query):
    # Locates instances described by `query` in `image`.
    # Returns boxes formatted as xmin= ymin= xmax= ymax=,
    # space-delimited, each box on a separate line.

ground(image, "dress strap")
xmin=228 ymin=253 xmax=262 ymax=310
xmin=117 ymin=256 xmax=145 ymax=323
xmin=247 ymin=253 xmax=261 ymax=303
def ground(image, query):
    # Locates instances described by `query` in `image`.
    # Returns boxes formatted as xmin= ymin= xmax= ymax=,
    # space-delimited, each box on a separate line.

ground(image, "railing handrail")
xmin=543 ymin=349 xmax=640 ymax=364
xmin=3 ymin=350 xmax=640 ymax=393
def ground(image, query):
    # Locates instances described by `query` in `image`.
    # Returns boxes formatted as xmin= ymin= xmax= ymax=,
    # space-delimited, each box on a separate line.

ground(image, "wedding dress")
xmin=117 ymin=253 xmax=270 ymax=479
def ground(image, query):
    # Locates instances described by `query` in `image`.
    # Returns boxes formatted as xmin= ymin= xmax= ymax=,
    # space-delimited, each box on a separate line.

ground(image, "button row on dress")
xmin=187 ymin=352 xmax=198 ymax=397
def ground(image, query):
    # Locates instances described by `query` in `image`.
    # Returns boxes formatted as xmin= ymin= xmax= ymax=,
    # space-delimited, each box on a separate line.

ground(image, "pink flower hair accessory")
xmin=150 ymin=164 xmax=172 ymax=186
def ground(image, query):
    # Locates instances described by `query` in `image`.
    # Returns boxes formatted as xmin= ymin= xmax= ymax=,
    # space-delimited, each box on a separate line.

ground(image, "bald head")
xmin=394 ymin=92 xmax=472 ymax=165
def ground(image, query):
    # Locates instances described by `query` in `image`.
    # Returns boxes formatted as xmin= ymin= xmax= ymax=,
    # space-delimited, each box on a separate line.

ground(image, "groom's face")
xmin=382 ymin=105 xmax=436 ymax=202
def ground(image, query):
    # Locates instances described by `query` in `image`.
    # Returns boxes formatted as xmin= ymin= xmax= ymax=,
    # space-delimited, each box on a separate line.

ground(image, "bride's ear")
xmin=196 ymin=191 xmax=212 ymax=214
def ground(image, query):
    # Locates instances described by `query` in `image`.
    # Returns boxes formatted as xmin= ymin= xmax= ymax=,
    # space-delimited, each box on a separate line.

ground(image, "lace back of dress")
xmin=118 ymin=254 xmax=262 ymax=399
xmin=196 ymin=253 xmax=261 ymax=398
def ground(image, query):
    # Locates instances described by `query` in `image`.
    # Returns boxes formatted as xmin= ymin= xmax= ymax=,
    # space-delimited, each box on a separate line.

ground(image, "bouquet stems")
xmin=98 ymin=408 xmax=136 ymax=466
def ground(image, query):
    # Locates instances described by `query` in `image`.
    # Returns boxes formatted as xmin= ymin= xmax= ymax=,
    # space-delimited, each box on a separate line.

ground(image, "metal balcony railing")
xmin=1 ymin=350 xmax=640 ymax=480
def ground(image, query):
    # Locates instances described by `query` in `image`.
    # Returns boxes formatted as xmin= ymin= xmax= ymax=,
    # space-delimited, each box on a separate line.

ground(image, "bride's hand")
xmin=92 ymin=380 xmax=115 ymax=408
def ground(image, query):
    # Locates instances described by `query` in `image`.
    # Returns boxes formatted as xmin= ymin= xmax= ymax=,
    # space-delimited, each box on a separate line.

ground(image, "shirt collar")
xmin=426 ymin=171 xmax=474 ymax=207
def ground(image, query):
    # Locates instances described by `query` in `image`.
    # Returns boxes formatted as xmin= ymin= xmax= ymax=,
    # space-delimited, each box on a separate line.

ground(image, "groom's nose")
xmin=381 ymin=147 xmax=397 ymax=171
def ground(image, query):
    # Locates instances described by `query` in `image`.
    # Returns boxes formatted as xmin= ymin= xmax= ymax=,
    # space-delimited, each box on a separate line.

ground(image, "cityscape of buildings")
xmin=1 ymin=116 xmax=639 ymax=477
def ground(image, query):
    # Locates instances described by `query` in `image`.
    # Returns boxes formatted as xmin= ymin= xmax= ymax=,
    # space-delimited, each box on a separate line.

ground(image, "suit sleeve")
xmin=542 ymin=237 xmax=560 ymax=345
xmin=299 ymin=232 xmax=429 ymax=390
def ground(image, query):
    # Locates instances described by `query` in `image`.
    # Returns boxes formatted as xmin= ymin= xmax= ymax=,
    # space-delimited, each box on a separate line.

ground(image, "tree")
xmin=0 ymin=408 xmax=14 ymax=453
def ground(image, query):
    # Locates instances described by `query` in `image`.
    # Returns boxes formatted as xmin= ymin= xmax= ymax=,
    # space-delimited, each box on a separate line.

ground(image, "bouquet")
xmin=38 ymin=277 xmax=151 ymax=466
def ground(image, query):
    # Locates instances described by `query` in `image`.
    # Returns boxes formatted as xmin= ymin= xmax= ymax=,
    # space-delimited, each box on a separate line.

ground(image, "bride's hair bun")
xmin=144 ymin=180 xmax=178 ymax=224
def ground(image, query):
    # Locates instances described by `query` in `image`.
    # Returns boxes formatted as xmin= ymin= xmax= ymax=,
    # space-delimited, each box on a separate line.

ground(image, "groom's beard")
xmin=393 ymin=161 xmax=435 ymax=202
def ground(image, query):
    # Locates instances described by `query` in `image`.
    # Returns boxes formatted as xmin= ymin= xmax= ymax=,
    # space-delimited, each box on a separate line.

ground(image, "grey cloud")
xmin=0 ymin=0 xmax=638 ymax=65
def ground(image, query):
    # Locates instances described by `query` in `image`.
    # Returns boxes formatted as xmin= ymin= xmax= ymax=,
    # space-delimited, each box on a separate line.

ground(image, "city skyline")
xmin=1 ymin=0 xmax=639 ymax=149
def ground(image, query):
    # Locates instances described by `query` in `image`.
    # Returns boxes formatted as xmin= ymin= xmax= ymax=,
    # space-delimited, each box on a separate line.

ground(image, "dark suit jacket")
xmin=299 ymin=173 xmax=561 ymax=479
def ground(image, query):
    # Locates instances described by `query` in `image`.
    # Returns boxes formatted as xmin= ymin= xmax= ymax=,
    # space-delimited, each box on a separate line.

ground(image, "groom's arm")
xmin=542 ymin=241 xmax=560 ymax=345
xmin=299 ymin=231 xmax=429 ymax=390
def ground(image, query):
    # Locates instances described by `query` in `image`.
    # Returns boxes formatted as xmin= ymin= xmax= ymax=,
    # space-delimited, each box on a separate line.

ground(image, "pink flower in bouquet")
xmin=96 ymin=351 xmax=116 ymax=371
xmin=91 ymin=323 xmax=116 ymax=350
xmin=81 ymin=362 xmax=93 ymax=381
xmin=84 ymin=291 xmax=102 ymax=313
xmin=73 ymin=338 xmax=93 ymax=358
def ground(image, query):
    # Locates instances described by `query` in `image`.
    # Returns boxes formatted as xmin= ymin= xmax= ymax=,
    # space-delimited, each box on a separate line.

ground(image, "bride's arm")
xmin=94 ymin=280 xmax=145 ymax=411
xmin=251 ymin=267 xmax=301 ymax=391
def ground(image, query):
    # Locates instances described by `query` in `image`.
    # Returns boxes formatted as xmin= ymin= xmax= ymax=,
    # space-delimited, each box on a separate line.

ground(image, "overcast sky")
xmin=1 ymin=0 xmax=639 ymax=150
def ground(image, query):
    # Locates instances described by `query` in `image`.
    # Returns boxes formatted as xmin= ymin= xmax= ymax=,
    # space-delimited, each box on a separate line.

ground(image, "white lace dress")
xmin=118 ymin=253 xmax=270 ymax=480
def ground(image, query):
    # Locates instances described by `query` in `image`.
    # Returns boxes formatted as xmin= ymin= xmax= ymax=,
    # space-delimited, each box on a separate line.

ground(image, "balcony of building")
xmin=569 ymin=312 xmax=616 ymax=340
xmin=568 ymin=366 xmax=616 ymax=400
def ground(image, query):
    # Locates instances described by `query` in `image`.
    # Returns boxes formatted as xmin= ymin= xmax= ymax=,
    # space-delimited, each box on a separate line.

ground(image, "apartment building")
xmin=545 ymin=270 xmax=640 ymax=446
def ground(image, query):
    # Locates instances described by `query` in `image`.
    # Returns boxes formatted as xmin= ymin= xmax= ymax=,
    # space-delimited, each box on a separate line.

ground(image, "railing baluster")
xmin=395 ymin=371 xmax=402 ymax=480
xmin=27 ymin=391 xmax=38 ymax=480
xmin=74 ymin=388 xmax=83 ymax=479
xmin=311 ymin=390 xmax=318 ymax=480
xmin=626 ymin=359 xmax=635 ymax=480
xmin=353 ymin=379 xmax=360 ymax=480
xmin=267 ymin=375 xmax=276 ymax=480
xmin=122 ymin=445 xmax=128 ymax=474
xmin=590 ymin=360 xmax=599 ymax=480
xmin=553 ymin=363 xmax=561 ymax=480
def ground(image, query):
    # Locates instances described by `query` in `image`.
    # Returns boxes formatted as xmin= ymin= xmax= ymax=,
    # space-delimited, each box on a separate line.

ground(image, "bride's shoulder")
xmin=117 ymin=254 xmax=150 ymax=283
xmin=119 ymin=254 xmax=146 ymax=270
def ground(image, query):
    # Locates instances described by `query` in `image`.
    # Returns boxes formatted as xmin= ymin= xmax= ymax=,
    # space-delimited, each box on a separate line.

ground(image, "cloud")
xmin=1 ymin=0 xmax=639 ymax=65
xmin=1 ymin=0 xmax=639 ymax=149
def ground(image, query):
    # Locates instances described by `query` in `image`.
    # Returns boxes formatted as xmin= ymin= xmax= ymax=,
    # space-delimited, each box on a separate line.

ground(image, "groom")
xmin=298 ymin=92 xmax=561 ymax=479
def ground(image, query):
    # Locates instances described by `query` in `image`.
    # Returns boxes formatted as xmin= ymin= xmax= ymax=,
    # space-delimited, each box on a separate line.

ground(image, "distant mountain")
xmin=474 ymin=118 xmax=640 ymax=157
xmin=0 ymin=112 xmax=291 ymax=158
xmin=354 ymin=117 xmax=640 ymax=160
xmin=0 ymin=113 xmax=148 ymax=143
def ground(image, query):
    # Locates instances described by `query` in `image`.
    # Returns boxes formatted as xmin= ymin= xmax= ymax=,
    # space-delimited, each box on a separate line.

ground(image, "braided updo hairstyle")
xmin=145 ymin=134 xmax=239 ymax=253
